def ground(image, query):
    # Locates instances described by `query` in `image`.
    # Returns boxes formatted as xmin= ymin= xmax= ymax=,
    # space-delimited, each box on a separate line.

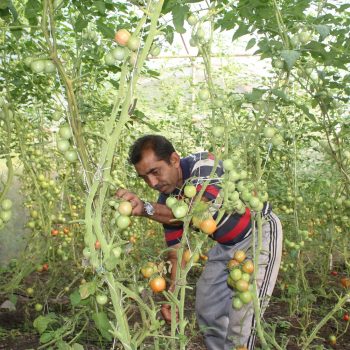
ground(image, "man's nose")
xmin=148 ymin=175 xmax=158 ymax=188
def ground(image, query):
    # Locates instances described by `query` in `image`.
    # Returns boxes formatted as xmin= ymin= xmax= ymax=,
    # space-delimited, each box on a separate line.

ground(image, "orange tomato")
xmin=141 ymin=262 xmax=157 ymax=278
xmin=114 ymin=29 xmax=131 ymax=46
xmin=341 ymin=277 xmax=350 ymax=288
xmin=42 ymin=263 xmax=49 ymax=271
xmin=242 ymin=260 xmax=254 ymax=274
xmin=227 ymin=259 xmax=240 ymax=269
xmin=183 ymin=249 xmax=200 ymax=263
xmin=234 ymin=250 xmax=246 ymax=263
xmin=129 ymin=235 xmax=137 ymax=244
xmin=149 ymin=276 xmax=166 ymax=293
xmin=200 ymin=218 xmax=217 ymax=235
xmin=63 ymin=227 xmax=69 ymax=235
xmin=95 ymin=240 xmax=101 ymax=249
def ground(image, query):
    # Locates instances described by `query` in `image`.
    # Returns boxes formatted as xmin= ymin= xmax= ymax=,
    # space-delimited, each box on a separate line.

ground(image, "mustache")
xmin=154 ymin=184 xmax=164 ymax=191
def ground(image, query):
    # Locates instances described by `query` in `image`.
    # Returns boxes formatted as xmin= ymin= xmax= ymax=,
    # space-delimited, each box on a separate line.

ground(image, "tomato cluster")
xmin=226 ymin=250 xmax=255 ymax=309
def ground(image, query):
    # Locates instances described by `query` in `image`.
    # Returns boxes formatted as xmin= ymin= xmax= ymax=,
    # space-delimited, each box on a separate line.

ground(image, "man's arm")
xmin=116 ymin=188 xmax=178 ymax=225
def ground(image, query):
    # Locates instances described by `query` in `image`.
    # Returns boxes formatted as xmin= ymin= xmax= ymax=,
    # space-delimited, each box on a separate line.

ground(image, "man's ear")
xmin=170 ymin=152 xmax=180 ymax=167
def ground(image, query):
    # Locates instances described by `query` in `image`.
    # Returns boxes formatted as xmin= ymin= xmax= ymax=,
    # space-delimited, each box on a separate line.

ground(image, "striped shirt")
xmin=158 ymin=152 xmax=272 ymax=247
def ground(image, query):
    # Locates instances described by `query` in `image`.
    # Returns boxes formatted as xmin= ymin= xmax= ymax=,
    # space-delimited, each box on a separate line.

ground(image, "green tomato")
xmin=212 ymin=126 xmax=225 ymax=138
xmin=198 ymin=88 xmax=210 ymax=101
xmin=241 ymin=273 xmax=251 ymax=282
xmin=34 ymin=303 xmax=43 ymax=312
xmin=31 ymin=60 xmax=45 ymax=73
xmin=59 ymin=125 xmax=72 ymax=139
xmin=187 ymin=14 xmax=198 ymax=26
xmin=263 ymin=127 xmax=276 ymax=138
xmin=44 ymin=60 xmax=56 ymax=73
xmin=239 ymin=291 xmax=252 ymax=304
xmin=117 ymin=215 xmax=131 ymax=230
xmin=96 ymin=294 xmax=108 ymax=305
xmin=52 ymin=111 xmax=62 ymax=121
xmin=223 ymin=159 xmax=234 ymax=171
xmin=1 ymin=199 xmax=12 ymax=211
xmin=112 ymin=246 xmax=122 ymax=259
xmin=166 ymin=197 xmax=178 ymax=208
xmin=127 ymin=37 xmax=140 ymax=51
xmin=172 ymin=203 xmax=188 ymax=219
xmin=26 ymin=287 xmax=34 ymax=296
xmin=111 ymin=47 xmax=126 ymax=61
xmin=184 ymin=184 xmax=197 ymax=198
xmin=232 ymin=297 xmax=243 ymax=309
xmin=64 ymin=149 xmax=78 ymax=162
xmin=82 ymin=247 xmax=91 ymax=258
xmin=196 ymin=27 xmax=205 ymax=39
xmin=229 ymin=268 xmax=242 ymax=281
xmin=271 ymin=135 xmax=283 ymax=146
xmin=129 ymin=52 xmax=137 ymax=66
xmin=57 ymin=139 xmax=70 ymax=152
xmin=24 ymin=57 xmax=33 ymax=67
xmin=0 ymin=210 xmax=12 ymax=222
xmin=298 ymin=30 xmax=312 ymax=44
xmin=150 ymin=45 xmax=161 ymax=57
xmin=105 ymin=52 xmax=116 ymax=65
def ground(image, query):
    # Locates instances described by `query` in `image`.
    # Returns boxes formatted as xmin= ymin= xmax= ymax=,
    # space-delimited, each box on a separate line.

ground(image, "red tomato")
xmin=343 ymin=313 xmax=349 ymax=321
xmin=331 ymin=271 xmax=338 ymax=276
xmin=42 ymin=263 xmax=49 ymax=271
xmin=51 ymin=229 xmax=59 ymax=236
xmin=114 ymin=29 xmax=131 ymax=46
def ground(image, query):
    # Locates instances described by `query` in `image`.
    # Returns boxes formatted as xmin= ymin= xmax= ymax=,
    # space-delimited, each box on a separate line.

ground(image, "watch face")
xmin=145 ymin=202 xmax=155 ymax=215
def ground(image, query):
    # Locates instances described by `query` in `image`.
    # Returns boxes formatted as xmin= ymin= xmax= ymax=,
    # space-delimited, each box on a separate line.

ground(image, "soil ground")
xmin=1 ymin=270 xmax=350 ymax=350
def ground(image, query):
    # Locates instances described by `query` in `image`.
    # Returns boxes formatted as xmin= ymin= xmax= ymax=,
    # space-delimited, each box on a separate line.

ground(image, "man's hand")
xmin=161 ymin=303 xmax=178 ymax=324
xmin=115 ymin=188 xmax=144 ymax=216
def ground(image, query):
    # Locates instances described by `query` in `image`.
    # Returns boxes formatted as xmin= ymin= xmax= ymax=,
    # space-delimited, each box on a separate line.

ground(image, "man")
xmin=116 ymin=134 xmax=283 ymax=350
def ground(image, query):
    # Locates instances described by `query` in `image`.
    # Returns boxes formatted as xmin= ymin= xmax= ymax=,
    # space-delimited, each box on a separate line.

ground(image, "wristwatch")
xmin=143 ymin=201 xmax=155 ymax=216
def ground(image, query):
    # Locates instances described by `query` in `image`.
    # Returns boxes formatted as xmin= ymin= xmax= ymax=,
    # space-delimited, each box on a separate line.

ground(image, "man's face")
xmin=134 ymin=149 xmax=182 ymax=194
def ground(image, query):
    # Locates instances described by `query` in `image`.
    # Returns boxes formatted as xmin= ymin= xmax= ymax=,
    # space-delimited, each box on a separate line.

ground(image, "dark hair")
xmin=128 ymin=135 xmax=175 ymax=165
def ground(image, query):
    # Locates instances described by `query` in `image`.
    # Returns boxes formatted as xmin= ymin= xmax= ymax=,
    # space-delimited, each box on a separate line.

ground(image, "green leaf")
xmin=271 ymin=89 xmax=289 ymax=101
xmin=245 ymin=88 xmax=265 ymax=102
xmin=75 ymin=16 xmax=88 ymax=32
xmin=40 ymin=331 xmax=55 ymax=344
xmin=104 ymin=255 xmax=118 ymax=271
xmin=232 ymin=23 xmax=250 ymax=41
xmin=0 ymin=0 xmax=8 ymax=10
xmin=94 ymin=1 xmax=105 ymax=14
xmin=79 ymin=281 xmax=96 ymax=299
xmin=92 ymin=312 xmax=113 ymax=341
xmin=72 ymin=343 xmax=85 ymax=350
xmin=33 ymin=314 xmax=57 ymax=334
xmin=172 ymin=4 xmax=188 ymax=34
xmin=280 ymin=50 xmax=300 ymax=70
xmin=163 ymin=25 xmax=174 ymax=44
xmin=314 ymin=24 xmax=330 ymax=40
xmin=245 ymin=38 xmax=256 ymax=50
xmin=56 ymin=341 xmax=71 ymax=350
xmin=24 ymin=0 xmax=40 ymax=25
xmin=96 ymin=20 xmax=115 ymax=39
xmin=69 ymin=289 xmax=81 ymax=306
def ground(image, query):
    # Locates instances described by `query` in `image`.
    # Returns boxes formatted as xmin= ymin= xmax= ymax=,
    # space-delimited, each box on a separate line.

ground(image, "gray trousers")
xmin=195 ymin=212 xmax=283 ymax=350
